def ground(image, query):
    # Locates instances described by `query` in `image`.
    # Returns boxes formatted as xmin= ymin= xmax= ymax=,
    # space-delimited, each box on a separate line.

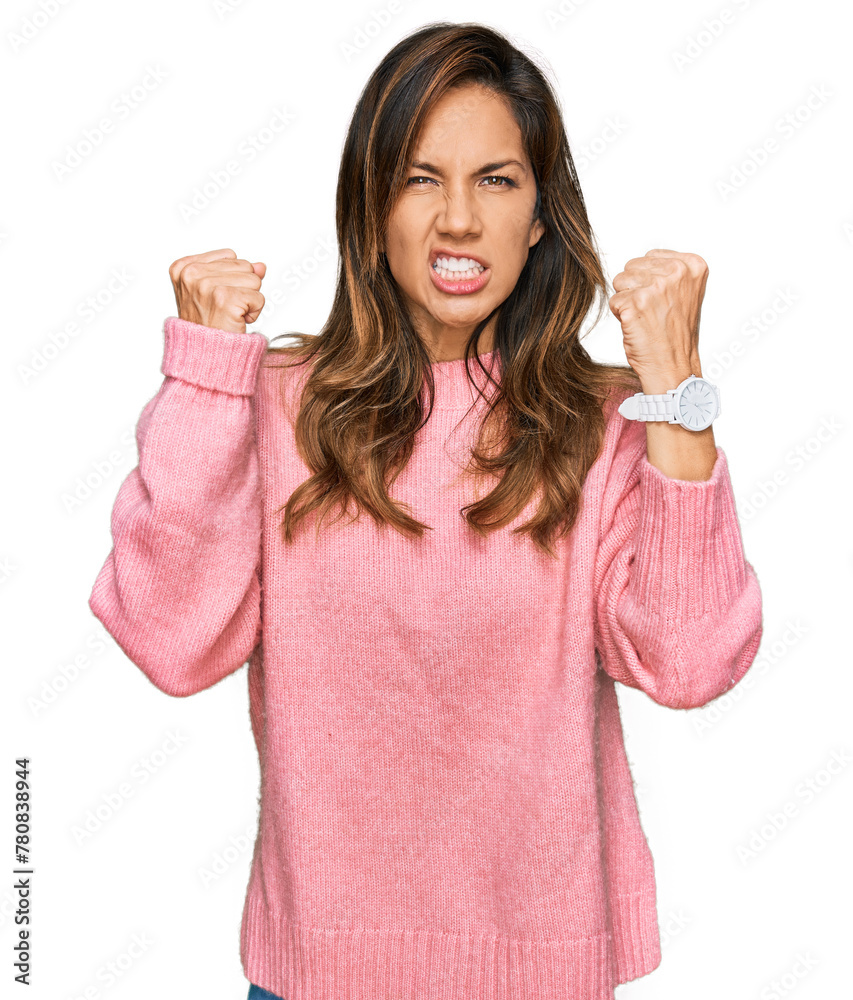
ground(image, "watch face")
xmin=678 ymin=379 xmax=718 ymax=430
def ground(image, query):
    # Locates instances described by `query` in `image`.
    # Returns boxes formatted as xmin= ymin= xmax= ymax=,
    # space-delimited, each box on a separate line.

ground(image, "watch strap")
xmin=636 ymin=392 xmax=676 ymax=421
xmin=618 ymin=391 xmax=676 ymax=422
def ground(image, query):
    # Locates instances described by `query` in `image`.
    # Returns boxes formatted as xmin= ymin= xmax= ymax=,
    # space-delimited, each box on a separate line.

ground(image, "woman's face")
xmin=382 ymin=82 xmax=545 ymax=360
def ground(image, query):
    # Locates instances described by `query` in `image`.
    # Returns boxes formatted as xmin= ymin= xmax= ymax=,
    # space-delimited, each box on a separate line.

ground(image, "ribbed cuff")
xmin=161 ymin=316 xmax=268 ymax=396
xmin=630 ymin=446 xmax=749 ymax=623
xmin=610 ymin=890 xmax=662 ymax=984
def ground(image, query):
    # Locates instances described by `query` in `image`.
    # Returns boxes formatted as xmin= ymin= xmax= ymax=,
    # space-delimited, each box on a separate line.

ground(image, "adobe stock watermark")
xmin=671 ymin=0 xmax=758 ymax=72
xmin=256 ymin=235 xmax=336 ymax=324
xmin=760 ymin=951 xmax=818 ymax=1000
xmin=573 ymin=116 xmax=629 ymax=172
xmin=544 ymin=0 xmax=592 ymax=28
xmin=27 ymin=625 xmax=113 ymax=718
xmin=17 ymin=267 xmax=134 ymax=386
xmin=52 ymin=65 xmax=169 ymax=181
xmin=7 ymin=0 xmax=74 ymax=53
xmin=738 ymin=416 xmax=843 ymax=522
xmin=702 ymin=285 xmax=797 ymax=382
xmin=71 ymin=731 xmax=191 ymax=846
xmin=735 ymin=748 xmax=850 ymax=865
xmin=212 ymin=0 xmax=249 ymax=19
xmin=0 ymin=556 xmax=16 ymax=587
xmin=61 ymin=424 xmax=136 ymax=514
xmin=659 ymin=907 xmax=693 ymax=950
xmin=68 ymin=931 xmax=155 ymax=999
xmin=716 ymin=83 xmax=832 ymax=202
xmin=177 ymin=106 xmax=296 ymax=222
xmin=198 ymin=821 xmax=257 ymax=888
xmin=340 ymin=1 xmax=403 ymax=63
xmin=688 ymin=618 xmax=808 ymax=736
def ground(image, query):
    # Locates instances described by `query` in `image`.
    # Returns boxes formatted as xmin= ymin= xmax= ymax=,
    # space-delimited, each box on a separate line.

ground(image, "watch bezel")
xmin=671 ymin=375 xmax=720 ymax=431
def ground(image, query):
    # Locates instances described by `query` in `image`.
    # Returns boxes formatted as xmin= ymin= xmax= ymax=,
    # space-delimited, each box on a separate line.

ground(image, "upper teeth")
xmin=433 ymin=256 xmax=484 ymax=272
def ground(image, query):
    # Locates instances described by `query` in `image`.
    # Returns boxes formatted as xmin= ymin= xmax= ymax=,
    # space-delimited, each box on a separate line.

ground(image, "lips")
xmin=427 ymin=256 xmax=491 ymax=295
xmin=428 ymin=247 xmax=490 ymax=269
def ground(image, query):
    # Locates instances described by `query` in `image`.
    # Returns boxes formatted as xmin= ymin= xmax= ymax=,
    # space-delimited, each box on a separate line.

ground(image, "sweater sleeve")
xmin=88 ymin=316 xmax=269 ymax=698
xmin=593 ymin=408 xmax=764 ymax=710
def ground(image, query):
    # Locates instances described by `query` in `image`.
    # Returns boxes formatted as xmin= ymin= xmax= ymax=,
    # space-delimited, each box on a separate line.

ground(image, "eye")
xmin=404 ymin=175 xmax=518 ymax=188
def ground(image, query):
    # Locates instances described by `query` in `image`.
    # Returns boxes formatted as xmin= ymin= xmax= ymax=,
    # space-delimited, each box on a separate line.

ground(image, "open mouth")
xmin=430 ymin=256 xmax=487 ymax=281
xmin=428 ymin=253 xmax=491 ymax=294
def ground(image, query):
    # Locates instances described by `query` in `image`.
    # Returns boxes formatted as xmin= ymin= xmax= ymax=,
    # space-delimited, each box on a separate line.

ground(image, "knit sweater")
xmin=88 ymin=316 xmax=763 ymax=1000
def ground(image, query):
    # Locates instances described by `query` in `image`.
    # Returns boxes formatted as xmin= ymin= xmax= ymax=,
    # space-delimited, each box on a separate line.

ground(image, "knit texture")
xmin=89 ymin=317 xmax=764 ymax=1000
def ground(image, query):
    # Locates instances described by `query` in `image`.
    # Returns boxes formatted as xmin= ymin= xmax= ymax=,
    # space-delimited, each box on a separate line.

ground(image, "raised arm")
xmin=88 ymin=316 xmax=268 ymax=696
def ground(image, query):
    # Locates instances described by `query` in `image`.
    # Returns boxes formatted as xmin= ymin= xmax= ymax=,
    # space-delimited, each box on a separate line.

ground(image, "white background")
xmin=3 ymin=0 xmax=851 ymax=998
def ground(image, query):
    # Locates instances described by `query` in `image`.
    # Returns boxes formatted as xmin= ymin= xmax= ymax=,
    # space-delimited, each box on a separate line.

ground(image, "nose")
xmin=436 ymin=185 xmax=481 ymax=238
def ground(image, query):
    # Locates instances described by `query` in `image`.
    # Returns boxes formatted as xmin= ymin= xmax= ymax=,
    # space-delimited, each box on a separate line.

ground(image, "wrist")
xmin=636 ymin=360 xmax=702 ymax=395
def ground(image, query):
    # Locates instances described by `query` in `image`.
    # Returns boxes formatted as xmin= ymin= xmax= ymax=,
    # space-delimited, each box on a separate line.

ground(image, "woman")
xmin=89 ymin=21 xmax=763 ymax=1000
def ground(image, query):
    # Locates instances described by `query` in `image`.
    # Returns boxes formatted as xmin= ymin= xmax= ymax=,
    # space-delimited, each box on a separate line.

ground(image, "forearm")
xmin=639 ymin=360 xmax=718 ymax=482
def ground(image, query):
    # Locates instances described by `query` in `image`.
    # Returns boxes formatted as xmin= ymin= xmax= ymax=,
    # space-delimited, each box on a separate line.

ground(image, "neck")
xmin=418 ymin=314 xmax=497 ymax=363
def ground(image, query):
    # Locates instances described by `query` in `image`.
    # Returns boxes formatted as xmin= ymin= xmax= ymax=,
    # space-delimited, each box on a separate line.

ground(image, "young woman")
xmin=89 ymin=21 xmax=763 ymax=1000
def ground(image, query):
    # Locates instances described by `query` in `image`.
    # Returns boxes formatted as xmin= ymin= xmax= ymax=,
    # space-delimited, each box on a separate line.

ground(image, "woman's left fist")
xmin=608 ymin=249 xmax=709 ymax=382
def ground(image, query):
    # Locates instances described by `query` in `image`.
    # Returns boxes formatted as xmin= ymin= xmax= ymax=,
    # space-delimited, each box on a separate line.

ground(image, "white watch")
xmin=617 ymin=374 xmax=721 ymax=432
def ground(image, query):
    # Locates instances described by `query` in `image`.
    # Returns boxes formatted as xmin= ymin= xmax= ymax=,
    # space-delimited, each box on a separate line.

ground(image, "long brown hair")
xmin=263 ymin=21 xmax=641 ymax=559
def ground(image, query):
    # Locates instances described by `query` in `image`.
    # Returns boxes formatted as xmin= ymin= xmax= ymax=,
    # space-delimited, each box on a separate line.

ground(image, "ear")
xmin=529 ymin=217 xmax=545 ymax=248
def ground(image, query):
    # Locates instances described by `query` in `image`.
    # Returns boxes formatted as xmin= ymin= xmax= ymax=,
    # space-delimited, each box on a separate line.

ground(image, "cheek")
xmin=489 ymin=208 xmax=534 ymax=257
xmin=387 ymin=203 xmax=420 ymax=245
xmin=502 ymin=204 xmax=537 ymax=239
xmin=386 ymin=230 xmax=417 ymax=270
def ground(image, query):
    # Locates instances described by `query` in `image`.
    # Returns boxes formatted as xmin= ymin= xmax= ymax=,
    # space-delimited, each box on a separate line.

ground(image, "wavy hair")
xmin=263 ymin=20 xmax=641 ymax=559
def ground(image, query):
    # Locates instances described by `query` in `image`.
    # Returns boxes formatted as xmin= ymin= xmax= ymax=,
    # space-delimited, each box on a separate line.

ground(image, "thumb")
xmin=252 ymin=261 xmax=266 ymax=279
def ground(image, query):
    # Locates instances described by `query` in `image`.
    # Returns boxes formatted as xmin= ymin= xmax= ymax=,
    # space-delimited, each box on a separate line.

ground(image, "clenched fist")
xmin=608 ymin=249 xmax=708 ymax=385
xmin=169 ymin=248 xmax=266 ymax=335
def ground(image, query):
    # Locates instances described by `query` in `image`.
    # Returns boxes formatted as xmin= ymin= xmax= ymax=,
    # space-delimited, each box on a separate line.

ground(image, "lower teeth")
xmin=434 ymin=266 xmax=483 ymax=279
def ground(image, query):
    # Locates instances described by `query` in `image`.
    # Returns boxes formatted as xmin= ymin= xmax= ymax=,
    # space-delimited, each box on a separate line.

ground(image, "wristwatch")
xmin=617 ymin=374 xmax=721 ymax=431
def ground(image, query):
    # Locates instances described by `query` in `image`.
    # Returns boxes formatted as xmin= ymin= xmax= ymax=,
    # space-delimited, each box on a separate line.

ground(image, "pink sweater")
xmin=89 ymin=316 xmax=763 ymax=1000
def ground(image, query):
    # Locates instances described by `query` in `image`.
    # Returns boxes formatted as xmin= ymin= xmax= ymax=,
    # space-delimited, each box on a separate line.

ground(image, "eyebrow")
xmin=409 ymin=159 xmax=528 ymax=178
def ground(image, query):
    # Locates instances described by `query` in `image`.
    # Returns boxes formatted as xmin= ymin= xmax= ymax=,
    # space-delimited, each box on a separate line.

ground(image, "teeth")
xmin=433 ymin=255 xmax=485 ymax=273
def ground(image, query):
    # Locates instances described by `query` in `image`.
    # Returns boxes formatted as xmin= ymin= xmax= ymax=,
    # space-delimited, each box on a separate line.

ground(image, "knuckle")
xmin=169 ymin=257 xmax=190 ymax=282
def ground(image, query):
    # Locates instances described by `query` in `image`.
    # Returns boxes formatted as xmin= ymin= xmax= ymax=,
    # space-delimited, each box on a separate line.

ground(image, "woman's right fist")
xmin=169 ymin=248 xmax=266 ymax=335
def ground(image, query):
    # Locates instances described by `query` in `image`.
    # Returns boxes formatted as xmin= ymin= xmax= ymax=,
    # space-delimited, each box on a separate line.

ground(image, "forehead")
xmin=412 ymin=93 xmax=526 ymax=169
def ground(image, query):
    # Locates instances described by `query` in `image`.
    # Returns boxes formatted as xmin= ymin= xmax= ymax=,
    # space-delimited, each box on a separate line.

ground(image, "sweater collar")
xmin=423 ymin=349 xmax=501 ymax=411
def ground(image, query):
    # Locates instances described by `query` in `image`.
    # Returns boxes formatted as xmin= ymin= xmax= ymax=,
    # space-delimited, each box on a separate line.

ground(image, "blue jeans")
xmin=247 ymin=986 xmax=284 ymax=1000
